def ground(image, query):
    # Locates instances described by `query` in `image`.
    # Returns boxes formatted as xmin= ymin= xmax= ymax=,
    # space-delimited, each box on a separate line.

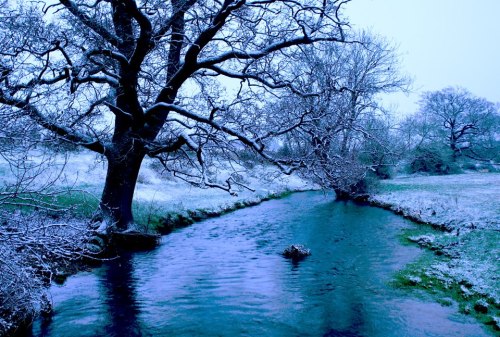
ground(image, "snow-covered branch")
xmin=0 ymin=93 xmax=106 ymax=154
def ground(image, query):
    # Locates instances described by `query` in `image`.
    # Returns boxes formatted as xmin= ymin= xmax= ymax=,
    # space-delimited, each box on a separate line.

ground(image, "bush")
xmin=372 ymin=164 xmax=393 ymax=179
xmin=334 ymin=172 xmax=381 ymax=200
xmin=358 ymin=146 xmax=396 ymax=180
xmin=408 ymin=147 xmax=460 ymax=175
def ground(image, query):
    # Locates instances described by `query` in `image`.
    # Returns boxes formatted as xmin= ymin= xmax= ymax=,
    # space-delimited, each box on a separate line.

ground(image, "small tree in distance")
xmin=0 ymin=0 xmax=353 ymax=236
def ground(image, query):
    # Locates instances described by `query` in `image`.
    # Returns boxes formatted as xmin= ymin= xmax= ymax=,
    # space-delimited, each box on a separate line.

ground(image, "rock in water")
xmin=282 ymin=244 xmax=311 ymax=260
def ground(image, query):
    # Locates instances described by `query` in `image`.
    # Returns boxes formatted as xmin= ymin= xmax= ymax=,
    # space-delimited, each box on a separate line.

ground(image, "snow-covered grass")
xmin=373 ymin=173 xmax=500 ymax=231
xmin=132 ymin=157 xmax=313 ymax=214
xmin=0 ymin=150 xmax=315 ymax=223
xmin=372 ymin=173 xmax=500 ymax=332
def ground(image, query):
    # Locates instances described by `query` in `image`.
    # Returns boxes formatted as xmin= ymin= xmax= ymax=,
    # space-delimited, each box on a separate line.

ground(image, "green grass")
xmin=393 ymin=245 xmax=500 ymax=335
xmin=55 ymin=191 xmax=100 ymax=218
xmin=0 ymin=190 xmax=99 ymax=219
xmin=132 ymin=200 xmax=171 ymax=232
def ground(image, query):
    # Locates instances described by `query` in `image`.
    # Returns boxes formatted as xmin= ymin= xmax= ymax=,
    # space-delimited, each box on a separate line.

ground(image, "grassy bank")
xmin=369 ymin=173 xmax=500 ymax=334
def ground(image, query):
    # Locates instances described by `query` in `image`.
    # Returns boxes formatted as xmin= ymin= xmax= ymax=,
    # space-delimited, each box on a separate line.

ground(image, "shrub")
xmin=334 ymin=172 xmax=381 ymax=200
xmin=408 ymin=147 xmax=460 ymax=175
xmin=372 ymin=164 xmax=393 ymax=179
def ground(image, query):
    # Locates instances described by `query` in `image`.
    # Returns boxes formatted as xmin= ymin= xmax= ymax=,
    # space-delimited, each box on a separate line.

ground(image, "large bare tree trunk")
xmin=100 ymin=148 xmax=145 ymax=231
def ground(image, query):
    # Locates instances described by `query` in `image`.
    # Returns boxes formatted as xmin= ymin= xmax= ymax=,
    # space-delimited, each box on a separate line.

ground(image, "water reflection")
xmin=30 ymin=193 xmax=490 ymax=337
xmin=99 ymin=255 xmax=142 ymax=337
xmin=322 ymin=304 xmax=365 ymax=337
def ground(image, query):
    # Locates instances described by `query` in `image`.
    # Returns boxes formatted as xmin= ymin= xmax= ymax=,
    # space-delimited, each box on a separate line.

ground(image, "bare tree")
xmin=271 ymin=33 xmax=409 ymax=197
xmin=417 ymin=87 xmax=499 ymax=161
xmin=0 ymin=0 xmax=352 ymax=234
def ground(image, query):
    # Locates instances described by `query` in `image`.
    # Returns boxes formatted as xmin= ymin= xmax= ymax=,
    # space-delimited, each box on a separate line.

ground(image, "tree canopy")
xmin=269 ymin=33 xmax=409 ymax=196
xmin=0 ymin=0 xmax=354 ymax=231
xmin=415 ymin=87 xmax=499 ymax=161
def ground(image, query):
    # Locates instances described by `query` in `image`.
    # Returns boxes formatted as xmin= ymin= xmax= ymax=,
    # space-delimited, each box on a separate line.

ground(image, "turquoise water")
xmin=29 ymin=192 xmax=488 ymax=336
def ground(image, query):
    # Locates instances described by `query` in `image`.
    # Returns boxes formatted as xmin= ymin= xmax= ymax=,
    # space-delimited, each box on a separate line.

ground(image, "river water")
xmin=30 ymin=192 xmax=488 ymax=336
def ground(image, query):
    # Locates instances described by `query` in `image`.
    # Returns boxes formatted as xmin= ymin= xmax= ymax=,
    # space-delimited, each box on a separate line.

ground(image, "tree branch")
xmin=0 ymin=93 xmax=106 ymax=154
xmin=59 ymin=0 xmax=121 ymax=47
xmin=197 ymin=35 xmax=344 ymax=68
xmin=145 ymin=102 xmax=301 ymax=174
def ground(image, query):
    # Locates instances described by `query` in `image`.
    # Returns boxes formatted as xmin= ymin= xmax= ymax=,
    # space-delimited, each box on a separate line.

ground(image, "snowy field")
xmin=372 ymin=173 xmax=500 ymax=231
xmin=0 ymin=150 xmax=316 ymax=216
xmin=371 ymin=173 xmax=499 ymax=329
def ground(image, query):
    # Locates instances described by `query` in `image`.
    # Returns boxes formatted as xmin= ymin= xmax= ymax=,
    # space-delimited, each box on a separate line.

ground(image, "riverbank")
xmin=0 ymin=152 xmax=316 ymax=336
xmin=368 ymin=173 xmax=500 ymax=333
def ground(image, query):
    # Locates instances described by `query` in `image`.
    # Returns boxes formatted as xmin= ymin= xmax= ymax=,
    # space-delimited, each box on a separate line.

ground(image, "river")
xmin=29 ymin=192 xmax=488 ymax=336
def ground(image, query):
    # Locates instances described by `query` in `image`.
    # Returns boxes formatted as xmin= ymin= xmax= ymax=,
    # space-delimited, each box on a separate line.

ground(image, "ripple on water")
xmin=31 ymin=192 xmax=490 ymax=337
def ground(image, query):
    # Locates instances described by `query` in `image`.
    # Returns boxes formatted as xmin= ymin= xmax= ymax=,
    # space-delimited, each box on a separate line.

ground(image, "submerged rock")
xmin=282 ymin=244 xmax=311 ymax=260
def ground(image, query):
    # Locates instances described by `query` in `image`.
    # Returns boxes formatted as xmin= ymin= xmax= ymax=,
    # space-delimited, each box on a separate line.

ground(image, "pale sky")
xmin=345 ymin=0 xmax=500 ymax=117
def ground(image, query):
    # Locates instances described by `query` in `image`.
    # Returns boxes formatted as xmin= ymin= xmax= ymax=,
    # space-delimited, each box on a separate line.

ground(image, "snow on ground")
xmin=1 ymin=150 xmax=315 ymax=213
xmin=371 ymin=173 xmax=500 ymax=326
xmin=134 ymin=163 xmax=313 ymax=213
xmin=371 ymin=173 xmax=500 ymax=231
